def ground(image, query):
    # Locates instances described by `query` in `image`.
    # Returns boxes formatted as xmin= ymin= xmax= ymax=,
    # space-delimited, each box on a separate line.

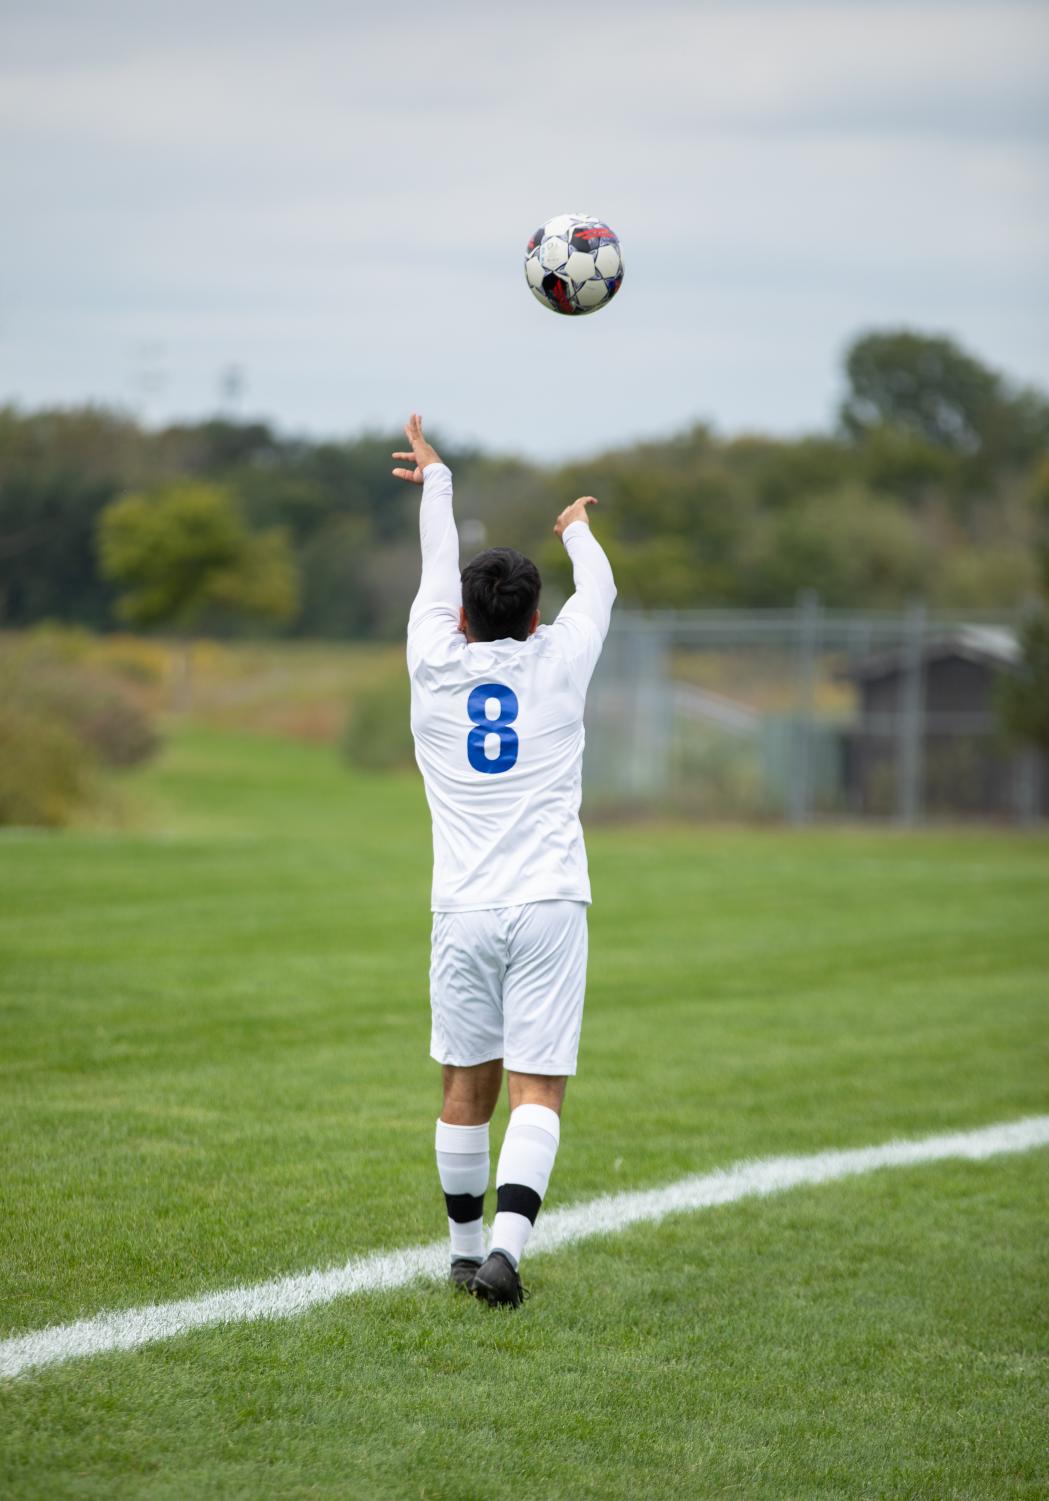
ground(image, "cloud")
xmin=0 ymin=0 xmax=1046 ymax=453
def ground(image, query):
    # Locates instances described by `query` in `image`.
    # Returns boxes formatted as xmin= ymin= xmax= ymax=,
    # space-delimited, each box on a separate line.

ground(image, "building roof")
xmin=841 ymin=626 xmax=1019 ymax=683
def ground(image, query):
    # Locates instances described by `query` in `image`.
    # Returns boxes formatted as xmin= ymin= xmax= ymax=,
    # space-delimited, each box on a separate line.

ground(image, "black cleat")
xmin=449 ymin=1257 xmax=482 ymax=1290
xmin=469 ymin=1251 xmax=528 ymax=1309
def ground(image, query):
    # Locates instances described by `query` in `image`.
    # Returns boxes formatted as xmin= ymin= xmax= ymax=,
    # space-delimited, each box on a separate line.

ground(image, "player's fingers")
xmin=392 ymin=452 xmax=414 ymax=460
xmin=578 ymin=495 xmax=598 ymax=506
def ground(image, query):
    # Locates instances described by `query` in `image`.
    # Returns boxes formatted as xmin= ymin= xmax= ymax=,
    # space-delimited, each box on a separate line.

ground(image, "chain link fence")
xmin=583 ymin=599 xmax=1044 ymax=824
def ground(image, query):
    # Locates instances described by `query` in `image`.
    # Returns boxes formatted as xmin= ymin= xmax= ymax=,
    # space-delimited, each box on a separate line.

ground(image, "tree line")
xmin=2 ymin=329 xmax=1047 ymax=641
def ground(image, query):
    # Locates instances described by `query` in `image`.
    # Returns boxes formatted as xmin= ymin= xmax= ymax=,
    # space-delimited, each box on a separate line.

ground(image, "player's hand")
xmin=553 ymin=496 xmax=598 ymax=537
xmin=392 ymin=413 xmax=443 ymax=484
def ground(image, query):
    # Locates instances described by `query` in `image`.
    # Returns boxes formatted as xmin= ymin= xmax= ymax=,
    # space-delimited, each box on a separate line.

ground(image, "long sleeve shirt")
xmin=407 ymin=463 xmax=617 ymax=912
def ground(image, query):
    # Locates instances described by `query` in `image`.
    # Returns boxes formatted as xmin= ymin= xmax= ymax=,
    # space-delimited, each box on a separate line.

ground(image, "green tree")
xmin=98 ymin=481 xmax=298 ymax=631
xmin=745 ymin=486 xmax=931 ymax=608
xmin=97 ymin=482 xmax=298 ymax=702
xmin=2 ymin=331 xmax=1046 ymax=635
xmin=0 ymin=406 xmax=145 ymax=626
xmin=841 ymin=330 xmax=1049 ymax=468
xmin=999 ymin=459 xmax=1049 ymax=752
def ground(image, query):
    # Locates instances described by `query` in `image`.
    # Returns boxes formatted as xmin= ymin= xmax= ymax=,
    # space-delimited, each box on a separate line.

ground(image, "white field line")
xmin=4 ymin=1114 xmax=1048 ymax=1382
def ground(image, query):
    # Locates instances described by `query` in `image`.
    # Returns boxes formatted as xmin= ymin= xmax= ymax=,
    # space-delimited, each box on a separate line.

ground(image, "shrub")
xmin=0 ymin=705 xmax=92 ymax=827
xmin=26 ymin=668 xmax=159 ymax=768
xmin=2 ymin=655 xmax=158 ymax=769
xmin=92 ymin=634 xmax=169 ymax=689
xmin=0 ymin=631 xmax=161 ymax=825
xmin=341 ymin=665 xmax=414 ymax=772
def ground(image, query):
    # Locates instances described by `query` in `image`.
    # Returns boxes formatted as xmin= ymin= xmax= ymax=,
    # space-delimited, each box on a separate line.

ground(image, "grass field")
xmin=2 ymin=726 xmax=1048 ymax=1499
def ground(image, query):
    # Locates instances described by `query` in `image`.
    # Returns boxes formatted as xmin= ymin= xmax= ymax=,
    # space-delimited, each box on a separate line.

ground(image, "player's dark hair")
xmin=461 ymin=548 xmax=542 ymax=642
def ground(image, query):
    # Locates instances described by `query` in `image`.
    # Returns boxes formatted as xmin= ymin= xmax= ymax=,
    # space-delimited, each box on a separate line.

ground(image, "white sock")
xmin=435 ymin=1119 xmax=489 ymax=1262
xmin=490 ymin=1103 xmax=560 ymax=1270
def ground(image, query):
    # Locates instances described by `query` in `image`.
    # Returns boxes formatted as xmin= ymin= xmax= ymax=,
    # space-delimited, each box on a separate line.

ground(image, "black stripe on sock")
xmin=496 ymin=1182 xmax=542 ymax=1224
xmin=443 ymin=1191 xmax=485 ymax=1224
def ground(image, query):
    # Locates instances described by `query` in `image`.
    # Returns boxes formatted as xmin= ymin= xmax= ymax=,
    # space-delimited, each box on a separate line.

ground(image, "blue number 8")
xmin=467 ymin=683 xmax=519 ymax=774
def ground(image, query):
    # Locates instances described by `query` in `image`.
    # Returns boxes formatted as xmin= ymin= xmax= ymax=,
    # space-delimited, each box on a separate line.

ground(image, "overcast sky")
xmin=1 ymin=0 xmax=1047 ymax=458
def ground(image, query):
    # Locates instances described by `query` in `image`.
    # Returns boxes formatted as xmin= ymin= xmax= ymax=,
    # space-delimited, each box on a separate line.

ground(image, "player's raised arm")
xmin=394 ymin=414 xmax=463 ymax=664
xmin=553 ymin=495 xmax=617 ymax=645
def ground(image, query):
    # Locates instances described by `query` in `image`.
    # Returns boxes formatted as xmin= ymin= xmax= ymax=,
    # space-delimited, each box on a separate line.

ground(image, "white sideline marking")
xmin=3 ymin=1114 xmax=1048 ymax=1382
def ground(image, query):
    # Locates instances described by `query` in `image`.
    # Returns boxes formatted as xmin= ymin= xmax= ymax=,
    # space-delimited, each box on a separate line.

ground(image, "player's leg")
xmin=435 ymin=1062 xmax=502 ymax=1278
xmin=429 ymin=910 xmax=505 ymax=1280
xmin=473 ymin=901 xmax=587 ymax=1306
xmin=483 ymin=1079 xmax=563 ymax=1284
xmin=506 ymin=1072 xmax=565 ymax=1113
xmin=441 ymin=1060 xmax=504 ymax=1125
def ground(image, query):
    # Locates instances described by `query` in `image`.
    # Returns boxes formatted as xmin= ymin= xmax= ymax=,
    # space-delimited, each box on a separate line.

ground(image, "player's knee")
xmin=441 ymin=1061 xmax=502 ymax=1123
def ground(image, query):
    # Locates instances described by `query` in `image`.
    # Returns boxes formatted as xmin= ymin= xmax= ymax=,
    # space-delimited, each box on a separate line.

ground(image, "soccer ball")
xmin=524 ymin=213 xmax=623 ymax=317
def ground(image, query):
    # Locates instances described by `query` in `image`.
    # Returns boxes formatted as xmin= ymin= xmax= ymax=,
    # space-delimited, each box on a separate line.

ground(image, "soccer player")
xmin=393 ymin=413 xmax=616 ymax=1308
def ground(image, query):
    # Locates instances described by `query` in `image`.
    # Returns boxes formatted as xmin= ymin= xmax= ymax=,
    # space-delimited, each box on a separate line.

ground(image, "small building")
xmin=839 ymin=627 xmax=1044 ymax=820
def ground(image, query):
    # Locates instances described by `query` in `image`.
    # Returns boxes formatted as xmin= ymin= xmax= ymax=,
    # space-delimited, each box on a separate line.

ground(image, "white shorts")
xmin=429 ymin=900 xmax=588 ymax=1076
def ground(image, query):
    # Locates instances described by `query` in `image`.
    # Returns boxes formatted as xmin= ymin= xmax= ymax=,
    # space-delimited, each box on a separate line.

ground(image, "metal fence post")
xmin=897 ymin=601 xmax=926 ymax=825
xmin=1013 ymin=748 xmax=1040 ymax=826
xmin=639 ymin=621 xmax=671 ymax=803
xmin=789 ymin=591 xmax=820 ymax=825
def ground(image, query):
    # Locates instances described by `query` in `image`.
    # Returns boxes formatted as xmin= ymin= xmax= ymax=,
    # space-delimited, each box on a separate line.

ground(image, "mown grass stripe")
xmin=4 ymin=1114 xmax=1048 ymax=1382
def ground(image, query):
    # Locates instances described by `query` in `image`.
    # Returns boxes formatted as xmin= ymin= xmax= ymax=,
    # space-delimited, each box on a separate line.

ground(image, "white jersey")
xmin=407 ymin=463 xmax=616 ymax=913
